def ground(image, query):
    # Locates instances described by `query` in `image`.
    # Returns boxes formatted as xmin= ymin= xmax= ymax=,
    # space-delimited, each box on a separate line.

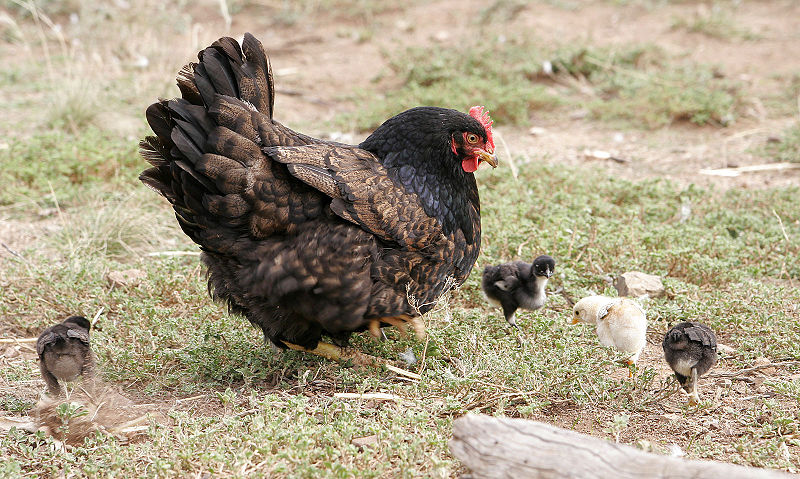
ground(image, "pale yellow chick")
xmin=572 ymin=296 xmax=647 ymax=374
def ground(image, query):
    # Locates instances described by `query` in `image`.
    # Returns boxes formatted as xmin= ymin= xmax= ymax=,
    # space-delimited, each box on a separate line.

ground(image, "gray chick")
xmin=662 ymin=321 xmax=717 ymax=405
xmin=37 ymin=316 xmax=94 ymax=396
xmin=482 ymin=255 xmax=555 ymax=330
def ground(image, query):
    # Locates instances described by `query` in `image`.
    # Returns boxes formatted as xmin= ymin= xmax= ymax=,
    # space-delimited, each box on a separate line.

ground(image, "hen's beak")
xmin=478 ymin=150 xmax=498 ymax=168
xmin=571 ymin=316 xmax=580 ymax=325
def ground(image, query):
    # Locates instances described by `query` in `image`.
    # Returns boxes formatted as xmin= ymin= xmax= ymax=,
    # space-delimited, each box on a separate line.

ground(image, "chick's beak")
xmin=571 ymin=316 xmax=580 ymax=325
xmin=478 ymin=149 xmax=498 ymax=168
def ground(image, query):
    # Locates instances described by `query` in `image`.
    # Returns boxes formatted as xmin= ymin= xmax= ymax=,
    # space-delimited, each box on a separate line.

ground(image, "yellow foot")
xmin=368 ymin=315 xmax=427 ymax=340
xmin=280 ymin=340 xmax=421 ymax=380
xmin=625 ymin=359 xmax=635 ymax=378
xmin=281 ymin=340 xmax=378 ymax=367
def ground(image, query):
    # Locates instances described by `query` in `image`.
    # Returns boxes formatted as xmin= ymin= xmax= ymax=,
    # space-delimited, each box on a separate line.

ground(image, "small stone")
xmin=107 ymin=269 xmax=146 ymax=288
xmin=528 ymin=126 xmax=547 ymax=136
xmin=583 ymin=149 xmax=612 ymax=160
xmin=717 ymin=343 xmax=736 ymax=355
xmin=614 ymin=272 xmax=666 ymax=298
xmin=351 ymin=434 xmax=378 ymax=449
xmin=753 ymin=356 xmax=776 ymax=374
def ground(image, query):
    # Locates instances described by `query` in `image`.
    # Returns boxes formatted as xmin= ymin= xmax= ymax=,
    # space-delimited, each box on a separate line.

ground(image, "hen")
xmin=140 ymin=33 xmax=496 ymax=362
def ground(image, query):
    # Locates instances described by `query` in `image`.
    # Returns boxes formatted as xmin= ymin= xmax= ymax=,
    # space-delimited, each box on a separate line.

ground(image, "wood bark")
xmin=450 ymin=414 xmax=796 ymax=479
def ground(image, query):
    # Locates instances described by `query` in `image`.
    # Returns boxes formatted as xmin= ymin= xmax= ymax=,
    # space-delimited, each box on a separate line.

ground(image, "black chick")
xmin=482 ymin=255 xmax=556 ymax=330
xmin=662 ymin=321 xmax=717 ymax=405
xmin=37 ymin=316 xmax=94 ymax=396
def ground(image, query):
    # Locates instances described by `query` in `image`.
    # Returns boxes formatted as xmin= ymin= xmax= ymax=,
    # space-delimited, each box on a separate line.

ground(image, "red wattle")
xmin=462 ymin=156 xmax=479 ymax=173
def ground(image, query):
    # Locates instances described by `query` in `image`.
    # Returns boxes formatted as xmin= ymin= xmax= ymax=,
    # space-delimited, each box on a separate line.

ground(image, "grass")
xmin=2 ymin=0 xmax=800 ymax=477
xmin=760 ymin=122 xmax=800 ymax=163
xmin=2 ymin=156 xmax=799 ymax=476
xmin=347 ymin=38 xmax=742 ymax=131
xmin=670 ymin=3 xmax=760 ymax=41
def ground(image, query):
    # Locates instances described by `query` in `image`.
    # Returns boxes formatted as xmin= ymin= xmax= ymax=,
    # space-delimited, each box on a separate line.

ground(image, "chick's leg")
xmin=688 ymin=367 xmax=700 ymax=405
xmin=39 ymin=361 xmax=63 ymax=397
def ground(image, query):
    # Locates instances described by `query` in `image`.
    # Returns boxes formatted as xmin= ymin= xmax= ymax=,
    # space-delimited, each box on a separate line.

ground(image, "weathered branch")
xmin=450 ymin=414 xmax=795 ymax=479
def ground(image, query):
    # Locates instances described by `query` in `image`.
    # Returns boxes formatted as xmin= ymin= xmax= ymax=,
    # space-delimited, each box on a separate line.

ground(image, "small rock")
xmin=583 ymin=149 xmax=612 ymax=160
xmin=432 ymin=31 xmax=450 ymax=42
xmin=717 ymin=343 xmax=736 ymax=355
xmin=528 ymin=126 xmax=547 ymax=136
xmin=668 ymin=444 xmax=685 ymax=457
xmin=614 ymin=272 xmax=666 ymax=298
xmin=107 ymin=269 xmax=146 ymax=288
xmin=569 ymin=109 xmax=589 ymax=120
xmin=753 ymin=356 xmax=776 ymax=374
xmin=351 ymin=434 xmax=378 ymax=449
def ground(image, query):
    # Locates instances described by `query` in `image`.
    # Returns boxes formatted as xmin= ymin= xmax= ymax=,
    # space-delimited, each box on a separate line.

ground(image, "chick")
xmin=37 ymin=316 xmax=94 ymax=396
xmin=572 ymin=296 xmax=647 ymax=376
xmin=482 ymin=255 xmax=556 ymax=330
xmin=662 ymin=322 xmax=717 ymax=405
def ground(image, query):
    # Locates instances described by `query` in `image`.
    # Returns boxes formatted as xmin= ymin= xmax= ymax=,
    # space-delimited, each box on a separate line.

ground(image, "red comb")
xmin=469 ymin=106 xmax=494 ymax=151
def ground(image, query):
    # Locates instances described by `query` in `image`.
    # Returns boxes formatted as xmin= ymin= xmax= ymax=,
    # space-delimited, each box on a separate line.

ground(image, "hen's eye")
xmin=466 ymin=133 xmax=479 ymax=144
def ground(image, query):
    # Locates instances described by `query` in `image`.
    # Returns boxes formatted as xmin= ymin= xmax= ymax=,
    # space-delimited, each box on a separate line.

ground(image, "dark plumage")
xmin=662 ymin=321 xmax=717 ymax=405
xmin=482 ymin=255 xmax=555 ymax=328
xmin=37 ymin=316 xmax=94 ymax=396
xmin=139 ymin=33 xmax=497 ymax=358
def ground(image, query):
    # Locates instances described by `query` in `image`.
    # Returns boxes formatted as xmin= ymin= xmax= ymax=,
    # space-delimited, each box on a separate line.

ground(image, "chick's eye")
xmin=466 ymin=133 xmax=479 ymax=144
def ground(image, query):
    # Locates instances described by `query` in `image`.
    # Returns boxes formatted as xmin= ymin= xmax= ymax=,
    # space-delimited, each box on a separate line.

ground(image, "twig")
xmin=494 ymin=131 xmax=518 ymax=181
xmin=334 ymin=392 xmax=401 ymax=401
xmin=0 ymin=337 xmax=38 ymax=344
xmin=708 ymin=361 xmax=800 ymax=378
xmin=146 ymin=251 xmax=201 ymax=257
xmin=175 ymin=395 xmax=206 ymax=404
xmin=91 ymin=307 xmax=104 ymax=328
xmin=772 ymin=209 xmax=790 ymax=242
xmin=385 ymin=364 xmax=421 ymax=380
xmin=1 ymin=242 xmax=27 ymax=263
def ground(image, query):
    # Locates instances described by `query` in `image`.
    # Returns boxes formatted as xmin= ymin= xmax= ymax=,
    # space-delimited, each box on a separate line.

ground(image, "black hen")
xmin=482 ymin=255 xmax=555 ymax=329
xmin=37 ymin=316 xmax=94 ymax=396
xmin=139 ymin=33 xmax=497 ymax=361
xmin=662 ymin=321 xmax=717 ymax=405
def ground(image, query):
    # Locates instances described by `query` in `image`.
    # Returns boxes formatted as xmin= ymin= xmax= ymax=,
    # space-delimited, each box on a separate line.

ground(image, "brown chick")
xmin=37 ymin=316 xmax=94 ymax=396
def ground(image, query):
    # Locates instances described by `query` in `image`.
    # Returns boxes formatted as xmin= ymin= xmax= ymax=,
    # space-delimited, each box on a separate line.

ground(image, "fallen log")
xmin=450 ymin=414 xmax=795 ymax=479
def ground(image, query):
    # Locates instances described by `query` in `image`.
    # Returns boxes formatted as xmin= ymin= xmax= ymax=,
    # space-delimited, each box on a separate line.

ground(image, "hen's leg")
xmin=281 ymin=340 xmax=420 ymax=379
xmin=367 ymin=316 xmax=426 ymax=340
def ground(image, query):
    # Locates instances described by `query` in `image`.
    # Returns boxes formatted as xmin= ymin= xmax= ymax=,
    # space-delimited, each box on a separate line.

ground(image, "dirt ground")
xmin=224 ymin=0 xmax=800 ymax=189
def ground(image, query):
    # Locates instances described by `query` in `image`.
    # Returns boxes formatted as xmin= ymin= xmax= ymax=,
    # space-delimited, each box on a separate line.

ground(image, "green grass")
xmin=670 ymin=4 xmax=760 ymax=41
xmin=0 ymin=128 xmax=146 ymax=208
xmin=346 ymin=39 xmax=742 ymax=131
xmin=760 ymin=123 xmax=800 ymax=163
xmin=2 ymin=156 xmax=799 ymax=476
